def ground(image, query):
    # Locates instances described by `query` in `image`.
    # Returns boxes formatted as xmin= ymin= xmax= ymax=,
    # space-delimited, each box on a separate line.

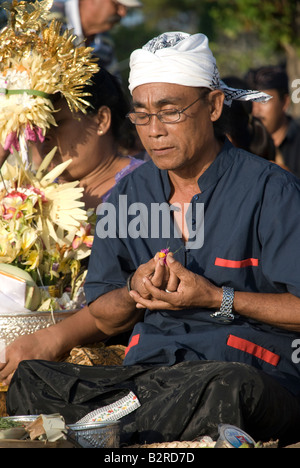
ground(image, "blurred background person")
xmin=50 ymin=0 xmax=143 ymax=80
xmin=245 ymin=65 xmax=300 ymax=178
xmin=216 ymin=76 xmax=276 ymax=163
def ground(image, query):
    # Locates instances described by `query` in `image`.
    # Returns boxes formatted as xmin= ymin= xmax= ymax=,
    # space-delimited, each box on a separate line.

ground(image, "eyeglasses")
xmin=126 ymin=96 xmax=203 ymax=126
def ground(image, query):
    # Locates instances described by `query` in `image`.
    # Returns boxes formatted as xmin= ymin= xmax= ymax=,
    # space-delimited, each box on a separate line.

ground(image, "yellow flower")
xmin=0 ymin=223 xmax=21 ymax=263
xmin=22 ymin=249 xmax=42 ymax=271
xmin=21 ymin=227 xmax=38 ymax=254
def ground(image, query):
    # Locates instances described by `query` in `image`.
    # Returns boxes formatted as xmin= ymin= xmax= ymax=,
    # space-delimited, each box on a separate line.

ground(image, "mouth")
xmin=151 ymin=146 xmax=175 ymax=157
xmin=108 ymin=15 xmax=121 ymax=24
xmin=253 ymin=114 xmax=264 ymax=122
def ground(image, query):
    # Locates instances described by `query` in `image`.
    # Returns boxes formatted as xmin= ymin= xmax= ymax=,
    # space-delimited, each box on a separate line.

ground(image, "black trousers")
xmin=6 ymin=359 xmax=300 ymax=446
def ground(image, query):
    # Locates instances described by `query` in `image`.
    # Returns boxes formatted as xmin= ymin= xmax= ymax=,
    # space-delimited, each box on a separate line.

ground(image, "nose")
xmin=146 ymin=115 xmax=168 ymax=138
xmin=252 ymin=101 xmax=262 ymax=116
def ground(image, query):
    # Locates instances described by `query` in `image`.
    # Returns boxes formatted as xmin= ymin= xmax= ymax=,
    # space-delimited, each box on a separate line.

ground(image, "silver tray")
xmin=0 ymin=310 xmax=76 ymax=346
xmin=68 ymin=421 xmax=120 ymax=448
xmin=1 ymin=416 xmax=120 ymax=448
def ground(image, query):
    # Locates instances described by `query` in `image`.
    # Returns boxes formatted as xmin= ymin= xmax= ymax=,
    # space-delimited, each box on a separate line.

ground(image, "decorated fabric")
xmin=128 ymin=32 xmax=271 ymax=106
xmin=77 ymin=391 xmax=141 ymax=424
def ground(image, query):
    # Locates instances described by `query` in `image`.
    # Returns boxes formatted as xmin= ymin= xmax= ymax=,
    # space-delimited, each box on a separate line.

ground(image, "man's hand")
xmin=130 ymin=252 xmax=179 ymax=300
xmin=129 ymin=254 xmax=222 ymax=311
xmin=0 ymin=331 xmax=58 ymax=385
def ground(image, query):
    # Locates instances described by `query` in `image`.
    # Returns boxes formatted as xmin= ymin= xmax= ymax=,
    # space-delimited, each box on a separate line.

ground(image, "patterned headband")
xmin=129 ymin=32 xmax=271 ymax=106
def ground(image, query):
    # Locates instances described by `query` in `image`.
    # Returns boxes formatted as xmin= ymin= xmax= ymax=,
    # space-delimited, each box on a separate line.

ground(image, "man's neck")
xmin=166 ymin=138 xmax=223 ymax=243
xmin=272 ymin=115 xmax=289 ymax=147
xmin=168 ymin=138 xmax=223 ymax=201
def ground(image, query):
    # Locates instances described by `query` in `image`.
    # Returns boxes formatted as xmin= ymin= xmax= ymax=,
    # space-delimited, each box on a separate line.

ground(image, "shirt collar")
xmin=197 ymin=138 xmax=235 ymax=192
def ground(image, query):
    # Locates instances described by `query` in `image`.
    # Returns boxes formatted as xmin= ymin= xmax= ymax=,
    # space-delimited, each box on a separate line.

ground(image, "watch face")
xmin=210 ymin=311 xmax=235 ymax=323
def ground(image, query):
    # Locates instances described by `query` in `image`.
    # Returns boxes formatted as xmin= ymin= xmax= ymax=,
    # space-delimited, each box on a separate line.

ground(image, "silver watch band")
xmin=126 ymin=271 xmax=135 ymax=292
xmin=211 ymin=286 xmax=235 ymax=323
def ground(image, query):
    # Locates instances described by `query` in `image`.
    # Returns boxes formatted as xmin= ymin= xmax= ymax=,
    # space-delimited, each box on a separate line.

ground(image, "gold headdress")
xmin=0 ymin=1 xmax=98 ymax=311
xmin=0 ymin=0 xmax=99 ymax=162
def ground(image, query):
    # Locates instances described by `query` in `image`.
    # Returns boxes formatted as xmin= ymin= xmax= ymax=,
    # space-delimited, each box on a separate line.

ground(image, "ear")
xmin=282 ymin=93 xmax=291 ymax=113
xmin=96 ymin=105 xmax=112 ymax=136
xmin=208 ymin=90 xmax=225 ymax=122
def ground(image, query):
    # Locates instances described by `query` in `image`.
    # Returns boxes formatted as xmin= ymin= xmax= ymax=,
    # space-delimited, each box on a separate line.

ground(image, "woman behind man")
xmin=0 ymin=66 xmax=144 ymax=384
xmin=41 ymin=65 xmax=144 ymax=210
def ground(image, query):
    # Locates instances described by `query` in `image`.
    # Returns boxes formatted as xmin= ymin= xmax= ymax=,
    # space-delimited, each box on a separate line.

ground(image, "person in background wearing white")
xmin=50 ymin=0 xmax=143 ymax=78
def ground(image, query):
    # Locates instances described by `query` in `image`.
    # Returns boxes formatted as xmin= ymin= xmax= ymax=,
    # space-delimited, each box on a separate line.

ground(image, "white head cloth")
xmin=128 ymin=32 xmax=271 ymax=105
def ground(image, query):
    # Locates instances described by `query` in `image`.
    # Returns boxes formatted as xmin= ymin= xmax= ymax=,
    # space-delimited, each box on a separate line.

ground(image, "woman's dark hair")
xmin=248 ymin=116 xmax=276 ymax=161
xmin=82 ymin=63 xmax=131 ymax=140
xmin=214 ymin=76 xmax=275 ymax=160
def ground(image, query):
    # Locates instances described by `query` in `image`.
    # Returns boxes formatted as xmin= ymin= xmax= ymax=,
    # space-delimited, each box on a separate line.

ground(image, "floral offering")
xmin=0 ymin=149 xmax=95 ymax=311
xmin=0 ymin=0 xmax=98 ymax=163
xmin=0 ymin=0 xmax=99 ymax=312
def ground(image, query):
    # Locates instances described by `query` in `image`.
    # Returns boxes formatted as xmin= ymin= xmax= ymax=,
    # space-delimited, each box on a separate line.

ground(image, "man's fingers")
xmin=142 ymin=277 xmax=180 ymax=302
xmin=166 ymin=254 xmax=186 ymax=277
xmin=165 ymin=267 xmax=180 ymax=292
xmin=151 ymin=258 xmax=167 ymax=287
xmin=130 ymin=289 xmax=175 ymax=310
xmin=1 ymin=372 xmax=13 ymax=386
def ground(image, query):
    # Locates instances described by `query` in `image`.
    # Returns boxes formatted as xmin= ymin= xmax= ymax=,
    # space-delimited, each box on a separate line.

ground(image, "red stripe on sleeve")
xmin=124 ymin=334 xmax=140 ymax=356
xmin=215 ymin=257 xmax=259 ymax=268
xmin=227 ymin=334 xmax=280 ymax=366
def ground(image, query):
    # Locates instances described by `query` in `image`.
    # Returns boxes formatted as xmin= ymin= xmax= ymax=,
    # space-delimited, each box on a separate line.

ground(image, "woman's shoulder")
xmin=115 ymin=155 xmax=151 ymax=182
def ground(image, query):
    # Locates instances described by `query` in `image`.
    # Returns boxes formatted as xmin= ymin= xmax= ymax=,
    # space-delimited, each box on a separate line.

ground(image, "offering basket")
xmin=0 ymin=310 xmax=77 ymax=347
xmin=68 ymin=420 xmax=120 ymax=448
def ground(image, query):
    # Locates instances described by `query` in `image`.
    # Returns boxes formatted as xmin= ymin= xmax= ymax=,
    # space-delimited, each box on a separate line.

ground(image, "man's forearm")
xmin=89 ymin=286 xmax=144 ymax=336
xmin=233 ymin=291 xmax=300 ymax=332
xmin=41 ymin=305 xmax=107 ymax=358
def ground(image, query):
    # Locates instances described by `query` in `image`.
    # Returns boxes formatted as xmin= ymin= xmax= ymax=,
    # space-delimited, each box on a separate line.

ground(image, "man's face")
xmin=83 ymin=0 xmax=128 ymax=33
xmin=132 ymin=83 xmax=223 ymax=173
xmin=252 ymin=89 xmax=290 ymax=136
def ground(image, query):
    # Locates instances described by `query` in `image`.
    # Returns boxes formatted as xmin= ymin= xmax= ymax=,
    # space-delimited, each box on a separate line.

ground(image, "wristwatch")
xmin=210 ymin=286 xmax=235 ymax=323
